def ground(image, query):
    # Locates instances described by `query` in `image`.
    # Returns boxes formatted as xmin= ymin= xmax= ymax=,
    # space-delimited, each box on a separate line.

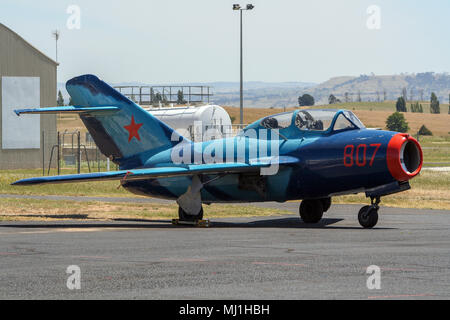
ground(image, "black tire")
xmin=320 ymin=197 xmax=332 ymax=212
xmin=299 ymin=199 xmax=324 ymax=223
xmin=358 ymin=205 xmax=378 ymax=228
xmin=178 ymin=206 xmax=203 ymax=221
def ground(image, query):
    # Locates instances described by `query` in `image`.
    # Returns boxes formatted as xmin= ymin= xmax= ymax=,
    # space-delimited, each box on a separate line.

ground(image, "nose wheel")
xmin=358 ymin=196 xmax=380 ymax=228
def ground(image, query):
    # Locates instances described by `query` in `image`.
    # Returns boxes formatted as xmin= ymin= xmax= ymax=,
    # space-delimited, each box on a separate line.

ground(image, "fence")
xmin=114 ymin=85 xmax=213 ymax=105
xmin=40 ymin=124 xmax=249 ymax=175
xmin=42 ymin=130 xmax=115 ymax=176
xmin=186 ymin=124 xmax=246 ymax=142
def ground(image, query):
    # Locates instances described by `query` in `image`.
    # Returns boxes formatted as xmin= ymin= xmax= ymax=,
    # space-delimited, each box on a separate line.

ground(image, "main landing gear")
xmin=358 ymin=196 xmax=380 ymax=229
xmin=299 ymin=197 xmax=331 ymax=223
xmin=173 ymin=205 xmax=210 ymax=227
xmin=178 ymin=206 xmax=204 ymax=222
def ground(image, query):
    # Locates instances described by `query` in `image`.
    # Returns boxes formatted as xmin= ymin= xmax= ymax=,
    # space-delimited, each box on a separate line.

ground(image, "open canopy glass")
xmin=259 ymin=109 xmax=365 ymax=133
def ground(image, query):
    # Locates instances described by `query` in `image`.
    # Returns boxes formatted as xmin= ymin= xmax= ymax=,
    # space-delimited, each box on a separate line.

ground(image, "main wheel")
xmin=178 ymin=206 xmax=203 ymax=221
xmin=358 ymin=205 xmax=378 ymax=228
xmin=299 ymin=199 xmax=324 ymax=223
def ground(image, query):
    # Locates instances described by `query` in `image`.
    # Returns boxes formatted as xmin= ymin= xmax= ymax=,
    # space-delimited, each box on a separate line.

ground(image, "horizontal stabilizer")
xmin=14 ymin=106 xmax=119 ymax=116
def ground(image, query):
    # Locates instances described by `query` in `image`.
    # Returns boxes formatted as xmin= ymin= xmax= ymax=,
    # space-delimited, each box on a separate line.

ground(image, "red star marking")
xmin=123 ymin=115 xmax=143 ymax=142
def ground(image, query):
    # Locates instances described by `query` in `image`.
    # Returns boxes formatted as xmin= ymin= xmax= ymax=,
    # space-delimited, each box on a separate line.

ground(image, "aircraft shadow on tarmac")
xmin=1 ymin=214 xmax=90 ymax=220
xmin=0 ymin=216 xmax=395 ymax=230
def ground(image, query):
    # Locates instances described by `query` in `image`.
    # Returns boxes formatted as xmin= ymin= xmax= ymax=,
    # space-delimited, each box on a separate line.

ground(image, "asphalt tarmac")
xmin=0 ymin=202 xmax=449 ymax=299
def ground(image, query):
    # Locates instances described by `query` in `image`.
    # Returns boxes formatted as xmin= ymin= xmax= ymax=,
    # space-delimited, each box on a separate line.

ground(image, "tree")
xmin=150 ymin=88 xmax=155 ymax=104
xmin=395 ymin=97 xmax=407 ymax=112
xmin=68 ymin=96 xmax=74 ymax=106
xmin=357 ymin=90 xmax=362 ymax=102
xmin=344 ymin=92 xmax=350 ymax=103
xmin=298 ymin=94 xmax=315 ymax=106
xmin=154 ymin=92 xmax=162 ymax=104
xmin=328 ymin=94 xmax=338 ymax=104
xmin=57 ymin=90 xmax=64 ymax=106
xmin=430 ymin=92 xmax=440 ymax=114
xmin=177 ymin=90 xmax=186 ymax=104
xmin=418 ymin=125 xmax=432 ymax=136
xmin=410 ymin=101 xmax=423 ymax=113
xmin=402 ymin=87 xmax=407 ymax=101
xmin=386 ymin=112 xmax=409 ymax=133
xmin=162 ymin=94 xmax=168 ymax=105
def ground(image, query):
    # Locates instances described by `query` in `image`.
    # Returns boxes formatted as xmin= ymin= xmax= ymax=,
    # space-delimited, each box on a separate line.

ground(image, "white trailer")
xmin=143 ymin=105 xmax=233 ymax=142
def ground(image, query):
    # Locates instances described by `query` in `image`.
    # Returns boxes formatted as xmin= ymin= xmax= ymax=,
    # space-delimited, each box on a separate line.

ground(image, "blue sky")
xmin=2 ymin=0 xmax=450 ymax=84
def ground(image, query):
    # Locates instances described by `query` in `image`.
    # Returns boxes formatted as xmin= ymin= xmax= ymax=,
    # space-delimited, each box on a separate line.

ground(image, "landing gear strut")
xmin=358 ymin=196 xmax=380 ymax=229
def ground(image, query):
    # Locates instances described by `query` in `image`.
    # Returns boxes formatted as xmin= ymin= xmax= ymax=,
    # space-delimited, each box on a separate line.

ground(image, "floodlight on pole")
xmin=52 ymin=29 xmax=60 ymax=63
xmin=232 ymin=3 xmax=254 ymax=127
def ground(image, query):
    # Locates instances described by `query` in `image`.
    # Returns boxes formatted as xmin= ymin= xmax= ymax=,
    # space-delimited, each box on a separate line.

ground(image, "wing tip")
xmin=11 ymin=179 xmax=35 ymax=186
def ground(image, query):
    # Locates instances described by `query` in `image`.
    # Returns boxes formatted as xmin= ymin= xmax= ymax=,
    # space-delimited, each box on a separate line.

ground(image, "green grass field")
xmin=0 ymin=169 xmax=130 ymax=197
xmin=0 ymin=167 xmax=449 ymax=222
xmin=334 ymin=170 xmax=450 ymax=210
xmin=0 ymin=197 xmax=289 ymax=221
xmin=0 ymin=169 xmax=291 ymax=220
xmin=419 ymin=136 xmax=450 ymax=165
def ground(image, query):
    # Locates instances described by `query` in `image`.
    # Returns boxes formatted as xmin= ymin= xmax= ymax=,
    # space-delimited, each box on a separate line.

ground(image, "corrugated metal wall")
xmin=0 ymin=23 xmax=57 ymax=169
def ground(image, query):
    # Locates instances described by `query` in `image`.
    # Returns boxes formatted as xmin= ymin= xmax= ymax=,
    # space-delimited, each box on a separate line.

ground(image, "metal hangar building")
xmin=0 ymin=23 xmax=57 ymax=169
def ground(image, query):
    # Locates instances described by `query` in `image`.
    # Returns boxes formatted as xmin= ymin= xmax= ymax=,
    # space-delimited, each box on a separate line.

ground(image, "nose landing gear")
xmin=358 ymin=196 xmax=380 ymax=228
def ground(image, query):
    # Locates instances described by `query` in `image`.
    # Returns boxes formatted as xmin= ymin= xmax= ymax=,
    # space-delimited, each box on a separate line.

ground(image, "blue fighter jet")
xmin=13 ymin=75 xmax=423 ymax=228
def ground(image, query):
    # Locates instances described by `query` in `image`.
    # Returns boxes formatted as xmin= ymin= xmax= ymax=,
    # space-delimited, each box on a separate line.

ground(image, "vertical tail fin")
xmin=66 ymin=74 xmax=186 ymax=168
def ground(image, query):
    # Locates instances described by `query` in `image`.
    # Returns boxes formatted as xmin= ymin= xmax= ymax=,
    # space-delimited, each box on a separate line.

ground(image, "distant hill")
xmin=213 ymin=73 xmax=450 ymax=108
xmin=56 ymin=72 xmax=450 ymax=108
xmin=57 ymin=81 xmax=315 ymax=106
xmin=305 ymin=72 xmax=450 ymax=105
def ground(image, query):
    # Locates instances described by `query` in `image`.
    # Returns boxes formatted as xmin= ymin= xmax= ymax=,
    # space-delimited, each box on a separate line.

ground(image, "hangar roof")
xmin=0 ymin=22 xmax=59 ymax=66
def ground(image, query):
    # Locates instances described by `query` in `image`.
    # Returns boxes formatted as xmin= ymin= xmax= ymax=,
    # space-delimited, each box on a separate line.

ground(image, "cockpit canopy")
xmin=258 ymin=109 xmax=365 ymax=134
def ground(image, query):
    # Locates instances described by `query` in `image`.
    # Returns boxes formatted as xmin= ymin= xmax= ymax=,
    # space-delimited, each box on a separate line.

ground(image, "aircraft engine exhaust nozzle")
xmin=387 ymin=133 xmax=423 ymax=181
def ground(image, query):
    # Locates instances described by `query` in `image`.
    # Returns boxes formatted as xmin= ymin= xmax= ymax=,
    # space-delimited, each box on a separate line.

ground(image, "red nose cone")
xmin=387 ymin=133 xmax=423 ymax=181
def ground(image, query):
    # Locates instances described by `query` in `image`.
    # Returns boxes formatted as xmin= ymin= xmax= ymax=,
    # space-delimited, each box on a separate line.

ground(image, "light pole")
xmin=233 ymin=4 xmax=254 ymax=126
xmin=52 ymin=29 xmax=60 ymax=63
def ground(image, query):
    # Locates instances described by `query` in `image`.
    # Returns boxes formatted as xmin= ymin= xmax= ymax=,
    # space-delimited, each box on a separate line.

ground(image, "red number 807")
xmin=343 ymin=144 xmax=381 ymax=168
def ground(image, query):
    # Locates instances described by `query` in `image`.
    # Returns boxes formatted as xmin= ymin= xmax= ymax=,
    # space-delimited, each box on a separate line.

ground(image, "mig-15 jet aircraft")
xmin=13 ymin=75 xmax=423 ymax=228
